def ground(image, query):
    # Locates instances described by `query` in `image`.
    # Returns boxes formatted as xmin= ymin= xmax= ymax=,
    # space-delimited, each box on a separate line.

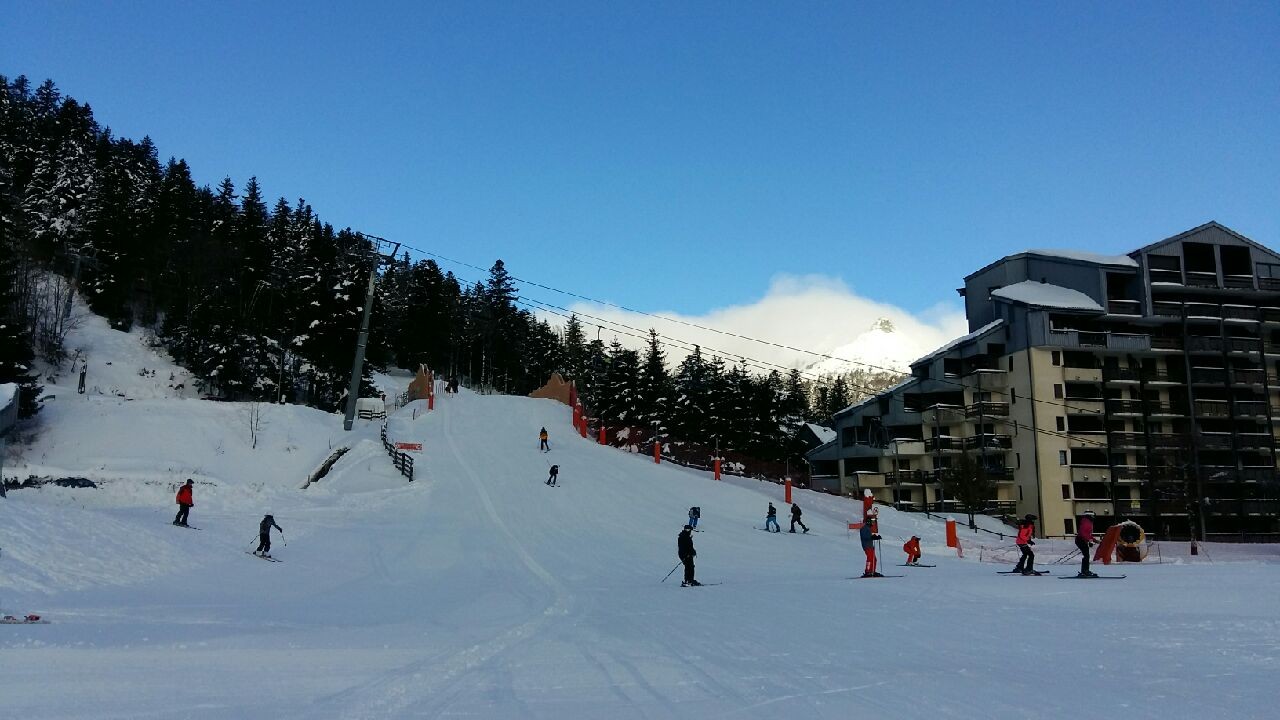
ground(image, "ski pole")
xmin=661 ymin=562 xmax=681 ymax=583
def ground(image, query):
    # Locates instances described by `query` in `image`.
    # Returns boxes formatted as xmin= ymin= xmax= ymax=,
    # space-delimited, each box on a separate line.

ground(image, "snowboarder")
xmin=1076 ymin=509 xmax=1097 ymax=577
xmin=860 ymin=520 xmax=883 ymax=577
xmin=255 ymin=514 xmax=283 ymax=557
xmin=678 ymin=525 xmax=700 ymax=586
xmin=173 ymin=479 xmax=194 ymax=526
xmin=789 ymin=503 xmax=808 ymax=533
xmin=1012 ymin=514 xmax=1037 ymax=574
xmin=904 ymin=535 xmax=922 ymax=565
xmin=765 ymin=502 xmax=780 ymax=532
xmin=546 ymin=464 xmax=559 ymax=486
xmin=688 ymin=506 xmax=700 ymax=529
xmin=539 ymin=427 xmax=550 ymax=452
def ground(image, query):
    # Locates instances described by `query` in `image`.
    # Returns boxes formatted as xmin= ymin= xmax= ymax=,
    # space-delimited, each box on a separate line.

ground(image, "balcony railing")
xmin=963 ymin=434 xmax=1013 ymax=451
xmin=1184 ymin=303 xmax=1221 ymax=319
xmin=1045 ymin=330 xmax=1151 ymax=351
xmin=1187 ymin=336 xmax=1224 ymax=353
xmin=1262 ymin=308 xmax=1280 ymax=323
xmin=1261 ymin=278 xmax=1280 ymax=292
xmin=1228 ymin=337 xmax=1262 ymax=353
xmin=1236 ymin=433 xmax=1272 ymax=450
xmin=1224 ymin=275 xmax=1257 ymax=290
xmin=1194 ymin=400 xmax=1231 ymax=417
xmin=1231 ymin=368 xmax=1269 ymax=385
xmin=924 ymin=437 xmax=960 ymax=452
xmin=1106 ymin=399 xmax=1144 ymax=414
xmin=1185 ymin=271 xmax=1220 ymax=288
xmin=1152 ymin=301 xmax=1183 ymax=318
xmin=1198 ymin=433 xmax=1234 ymax=450
xmin=1151 ymin=336 xmax=1183 ymax=351
xmin=1102 ymin=367 xmax=1177 ymax=383
xmin=1106 ymin=299 xmax=1142 ymax=315
xmin=1222 ymin=305 xmax=1261 ymax=321
xmin=965 ymin=401 xmax=1009 ymax=418
xmin=1191 ymin=368 xmax=1228 ymax=384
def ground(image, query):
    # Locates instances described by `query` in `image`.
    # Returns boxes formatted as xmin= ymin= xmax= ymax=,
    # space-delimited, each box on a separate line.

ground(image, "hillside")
xmin=3 ymin=372 xmax=1278 ymax=718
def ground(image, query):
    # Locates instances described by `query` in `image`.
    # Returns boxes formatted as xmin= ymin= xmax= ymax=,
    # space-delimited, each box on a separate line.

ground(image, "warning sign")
xmin=395 ymin=442 xmax=423 ymax=452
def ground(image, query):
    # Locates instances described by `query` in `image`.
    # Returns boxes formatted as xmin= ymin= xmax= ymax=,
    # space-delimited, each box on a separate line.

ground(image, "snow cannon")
xmin=1115 ymin=520 xmax=1146 ymax=562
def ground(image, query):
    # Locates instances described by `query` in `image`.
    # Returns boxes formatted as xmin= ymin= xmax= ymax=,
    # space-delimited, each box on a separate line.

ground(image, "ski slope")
xmin=2 ymin=388 xmax=1279 ymax=719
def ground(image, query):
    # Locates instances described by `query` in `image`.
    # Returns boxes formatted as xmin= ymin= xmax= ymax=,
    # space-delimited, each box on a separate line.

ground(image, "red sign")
xmin=395 ymin=442 xmax=423 ymax=452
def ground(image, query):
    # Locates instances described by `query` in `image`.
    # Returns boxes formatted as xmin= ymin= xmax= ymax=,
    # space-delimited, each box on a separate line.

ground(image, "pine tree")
xmin=637 ymin=329 xmax=672 ymax=436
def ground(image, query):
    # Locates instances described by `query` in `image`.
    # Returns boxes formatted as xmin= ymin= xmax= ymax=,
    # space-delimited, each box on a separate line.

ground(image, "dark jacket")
xmin=677 ymin=529 xmax=695 ymax=559
xmin=767 ymin=504 xmax=777 ymax=518
xmin=260 ymin=516 xmax=282 ymax=536
xmin=859 ymin=522 xmax=881 ymax=550
xmin=549 ymin=465 xmax=559 ymax=476
xmin=791 ymin=504 xmax=802 ymax=518
xmin=689 ymin=506 xmax=700 ymax=518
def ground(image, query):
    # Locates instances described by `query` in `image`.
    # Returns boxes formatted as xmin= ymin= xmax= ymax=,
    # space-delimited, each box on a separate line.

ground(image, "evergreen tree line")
xmin=0 ymin=74 xmax=903 ymax=467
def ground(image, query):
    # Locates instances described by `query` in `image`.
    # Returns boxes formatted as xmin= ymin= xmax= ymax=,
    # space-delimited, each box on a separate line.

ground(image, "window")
xmin=1061 ymin=484 xmax=1071 ymax=499
xmin=1056 ymin=417 xmax=1065 ymax=431
xmin=1054 ymin=384 xmax=1064 ymax=399
xmin=1052 ymin=351 xmax=1061 ymax=366
xmin=1064 ymin=518 xmax=1075 ymax=535
xmin=1059 ymin=450 xmax=1068 ymax=465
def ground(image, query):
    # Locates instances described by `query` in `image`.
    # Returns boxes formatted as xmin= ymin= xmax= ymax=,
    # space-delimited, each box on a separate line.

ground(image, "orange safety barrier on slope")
xmin=1094 ymin=525 xmax=1121 ymax=565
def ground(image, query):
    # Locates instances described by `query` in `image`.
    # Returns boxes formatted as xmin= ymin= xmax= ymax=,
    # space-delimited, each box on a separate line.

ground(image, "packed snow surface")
xmin=2 ymin=386 xmax=1278 ymax=719
xmin=991 ymin=280 xmax=1105 ymax=312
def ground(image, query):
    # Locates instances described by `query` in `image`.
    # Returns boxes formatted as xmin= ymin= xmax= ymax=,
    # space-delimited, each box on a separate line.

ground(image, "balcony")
xmin=1187 ymin=336 xmax=1224 ymax=353
xmin=1150 ymin=269 xmax=1183 ymax=286
xmin=1146 ymin=401 xmax=1184 ymax=416
xmin=1227 ymin=337 xmax=1262 ymax=354
xmin=1184 ymin=303 xmax=1221 ymax=319
xmin=1152 ymin=301 xmax=1183 ymax=318
xmin=1236 ymin=433 xmax=1272 ymax=450
xmin=1069 ymin=431 xmax=1109 ymax=448
xmin=1224 ymin=275 xmax=1257 ymax=290
xmin=1107 ymin=432 xmax=1144 ymax=449
xmin=965 ymin=401 xmax=1009 ymax=418
xmin=1222 ymin=305 xmax=1260 ymax=321
xmin=1185 ymin=271 xmax=1220 ymax=288
xmin=962 ymin=368 xmax=1008 ymax=389
xmin=1262 ymin=278 xmax=1280 ymax=292
xmin=1044 ymin=330 xmax=1151 ymax=351
xmin=963 ymin=434 xmax=1013 ymax=451
xmin=1191 ymin=368 xmax=1228 ymax=384
xmin=1106 ymin=299 xmax=1142 ymax=316
xmin=1102 ymin=367 xmax=1177 ymax=383
xmin=887 ymin=439 xmax=926 ymax=456
xmin=1230 ymin=368 xmax=1269 ymax=385
xmin=1064 ymin=367 xmax=1102 ymax=383
xmin=1262 ymin=308 xmax=1280 ymax=324
xmin=1198 ymin=433 xmax=1233 ymax=450
xmin=1151 ymin=336 xmax=1183 ymax=351
xmin=1063 ymin=398 xmax=1104 ymax=415
xmin=885 ymin=470 xmax=927 ymax=485
xmin=1107 ymin=399 xmax=1144 ymax=415
xmin=919 ymin=405 xmax=966 ymax=425
xmin=1113 ymin=465 xmax=1183 ymax=482
xmin=1194 ymin=400 xmax=1231 ymax=417
xmin=924 ymin=436 xmax=961 ymax=453
xmin=1239 ymin=466 xmax=1278 ymax=482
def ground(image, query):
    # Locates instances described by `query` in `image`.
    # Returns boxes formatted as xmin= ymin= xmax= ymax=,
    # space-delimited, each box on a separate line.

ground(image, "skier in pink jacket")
xmin=1075 ymin=510 xmax=1097 ymax=578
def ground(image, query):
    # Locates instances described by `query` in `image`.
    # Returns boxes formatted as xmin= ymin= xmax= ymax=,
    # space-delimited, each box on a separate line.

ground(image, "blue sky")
xmin=5 ymin=1 xmax=1279 ymax=337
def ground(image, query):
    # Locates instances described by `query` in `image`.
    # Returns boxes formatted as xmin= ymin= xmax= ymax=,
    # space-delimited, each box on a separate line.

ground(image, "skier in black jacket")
xmin=765 ymin=502 xmax=780 ymax=532
xmin=255 ymin=514 xmax=283 ymax=557
xmin=546 ymin=464 xmax=559 ymax=486
xmin=789 ymin=503 xmax=809 ymax=533
xmin=677 ymin=525 xmax=700 ymax=586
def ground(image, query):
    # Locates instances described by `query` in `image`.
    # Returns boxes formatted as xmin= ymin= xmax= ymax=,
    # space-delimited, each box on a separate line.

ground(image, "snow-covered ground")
xmin=2 ymin=307 xmax=1278 ymax=719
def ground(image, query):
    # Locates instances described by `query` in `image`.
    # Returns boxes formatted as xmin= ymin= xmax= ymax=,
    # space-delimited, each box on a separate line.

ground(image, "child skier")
xmin=678 ymin=525 xmax=700 ymax=586
xmin=1076 ymin=509 xmax=1097 ymax=577
xmin=539 ymin=427 xmax=550 ymax=452
xmin=1012 ymin=514 xmax=1038 ymax=574
xmin=789 ymin=503 xmax=808 ymax=533
xmin=860 ymin=520 xmax=883 ymax=577
xmin=765 ymin=502 xmax=780 ymax=532
xmin=255 ymin=514 xmax=282 ymax=557
xmin=173 ymin=479 xmax=194 ymax=526
xmin=903 ymin=535 xmax=922 ymax=565
xmin=546 ymin=464 xmax=559 ymax=486
xmin=688 ymin=506 xmax=700 ymax=529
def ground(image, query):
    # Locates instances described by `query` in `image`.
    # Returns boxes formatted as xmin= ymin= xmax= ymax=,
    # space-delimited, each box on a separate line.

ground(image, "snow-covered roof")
xmin=990 ymin=281 xmax=1104 ymax=312
xmin=804 ymin=423 xmax=836 ymax=444
xmin=1025 ymin=249 xmax=1139 ymax=268
xmin=832 ymin=375 xmax=920 ymax=419
xmin=910 ymin=320 xmax=1005 ymax=367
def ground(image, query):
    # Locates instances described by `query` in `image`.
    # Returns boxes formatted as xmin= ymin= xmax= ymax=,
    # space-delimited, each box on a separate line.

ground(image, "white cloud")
xmin=542 ymin=274 xmax=971 ymax=376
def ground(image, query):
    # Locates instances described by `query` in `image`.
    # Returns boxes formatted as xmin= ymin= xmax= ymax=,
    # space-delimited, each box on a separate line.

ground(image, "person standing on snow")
xmin=173 ymin=479 xmax=194 ymax=526
xmin=255 ymin=514 xmax=283 ymax=557
xmin=789 ymin=503 xmax=808 ymax=533
xmin=1012 ymin=514 xmax=1038 ymax=574
xmin=546 ymin=464 xmax=559 ymax=486
xmin=765 ymin=502 xmax=780 ymax=532
xmin=677 ymin=525 xmax=700 ymax=586
xmin=860 ymin=520 xmax=883 ymax=577
xmin=903 ymin=535 xmax=922 ymax=565
xmin=539 ymin=427 xmax=550 ymax=452
xmin=1076 ymin=510 xmax=1097 ymax=577
xmin=688 ymin=506 xmax=700 ymax=529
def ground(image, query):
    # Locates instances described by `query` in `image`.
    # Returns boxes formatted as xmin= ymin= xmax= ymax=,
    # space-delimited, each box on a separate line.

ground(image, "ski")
xmin=997 ymin=569 xmax=1049 ymax=574
xmin=171 ymin=524 xmax=201 ymax=530
xmin=680 ymin=582 xmax=721 ymax=587
xmin=899 ymin=563 xmax=936 ymax=567
xmin=1000 ymin=570 xmax=1051 ymax=576
xmin=1059 ymin=574 xmax=1125 ymax=580
xmin=849 ymin=575 xmax=904 ymax=579
xmin=246 ymin=552 xmax=282 ymax=562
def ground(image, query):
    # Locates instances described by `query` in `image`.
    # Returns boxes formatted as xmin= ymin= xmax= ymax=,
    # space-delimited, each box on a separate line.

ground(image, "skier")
xmin=546 ymin=464 xmax=559 ymax=486
xmin=173 ymin=479 xmax=194 ymax=526
xmin=539 ymin=427 xmax=550 ymax=452
xmin=688 ymin=506 xmax=700 ymax=529
xmin=789 ymin=503 xmax=809 ymax=533
xmin=677 ymin=524 xmax=700 ymax=586
xmin=1076 ymin=509 xmax=1098 ymax=578
xmin=1012 ymin=514 xmax=1038 ymax=575
xmin=255 ymin=514 xmax=283 ymax=557
xmin=765 ymin=502 xmax=780 ymax=532
xmin=77 ymin=363 xmax=87 ymax=394
xmin=860 ymin=519 xmax=883 ymax=577
xmin=903 ymin=535 xmax=922 ymax=565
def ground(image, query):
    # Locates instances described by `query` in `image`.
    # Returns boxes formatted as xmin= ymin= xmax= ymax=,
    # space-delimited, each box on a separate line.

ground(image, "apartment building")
xmin=807 ymin=222 xmax=1280 ymax=540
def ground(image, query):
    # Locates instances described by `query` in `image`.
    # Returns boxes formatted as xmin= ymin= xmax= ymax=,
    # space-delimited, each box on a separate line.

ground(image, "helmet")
xmin=683 ymin=524 xmax=693 ymax=531
xmin=864 ymin=489 xmax=873 ymax=497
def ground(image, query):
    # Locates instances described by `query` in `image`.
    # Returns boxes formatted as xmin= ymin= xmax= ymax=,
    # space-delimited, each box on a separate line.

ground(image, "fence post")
xmin=598 ymin=426 xmax=607 ymax=445
xmin=653 ymin=441 xmax=661 ymax=464
xmin=785 ymin=477 xmax=792 ymax=504
xmin=714 ymin=457 xmax=721 ymax=481
xmin=946 ymin=518 xmax=958 ymax=548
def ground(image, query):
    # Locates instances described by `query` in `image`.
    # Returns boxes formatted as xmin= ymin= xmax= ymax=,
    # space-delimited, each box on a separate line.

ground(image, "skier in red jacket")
xmin=173 ymin=479 xmax=194 ymax=527
xmin=903 ymin=536 xmax=922 ymax=565
xmin=1012 ymin=514 xmax=1037 ymax=574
